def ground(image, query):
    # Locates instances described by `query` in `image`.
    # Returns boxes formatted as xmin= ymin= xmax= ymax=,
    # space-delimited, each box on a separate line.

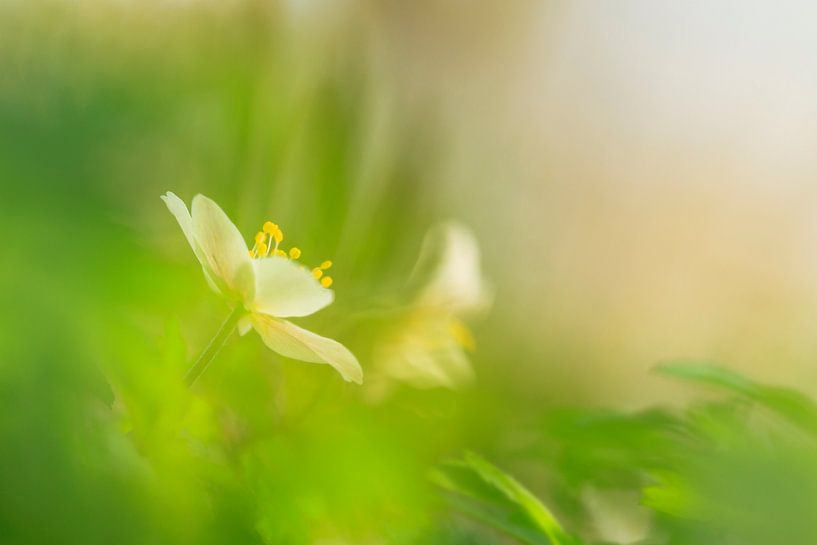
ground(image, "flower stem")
xmin=184 ymin=306 xmax=246 ymax=388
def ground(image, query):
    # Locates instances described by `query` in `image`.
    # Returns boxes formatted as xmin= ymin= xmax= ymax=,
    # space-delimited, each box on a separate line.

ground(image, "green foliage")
xmin=433 ymin=452 xmax=584 ymax=545
xmin=656 ymin=361 xmax=817 ymax=434
xmin=436 ymin=364 xmax=817 ymax=545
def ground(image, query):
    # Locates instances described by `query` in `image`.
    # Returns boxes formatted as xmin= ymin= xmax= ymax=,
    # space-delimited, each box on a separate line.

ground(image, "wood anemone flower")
xmin=375 ymin=222 xmax=491 ymax=390
xmin=161 ymin=191 xmax=362 ymax=385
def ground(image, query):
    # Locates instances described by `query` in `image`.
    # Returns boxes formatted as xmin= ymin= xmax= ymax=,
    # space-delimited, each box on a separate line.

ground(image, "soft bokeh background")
xmin=4 ymin=1 xmax=817 ymax=544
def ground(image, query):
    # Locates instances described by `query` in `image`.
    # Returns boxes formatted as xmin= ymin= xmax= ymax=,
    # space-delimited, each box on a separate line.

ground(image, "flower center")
xmin=248 ymin=220 xmax=335 ymax=288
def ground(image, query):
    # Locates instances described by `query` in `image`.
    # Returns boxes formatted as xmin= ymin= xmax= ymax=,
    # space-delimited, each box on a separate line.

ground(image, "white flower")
xmin=161 ymin=191 xmax=362 ymax=384
xmin=375 ymin=222 xmax=490 ymax=390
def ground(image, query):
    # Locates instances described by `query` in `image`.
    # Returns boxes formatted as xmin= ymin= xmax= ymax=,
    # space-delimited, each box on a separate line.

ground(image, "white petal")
xmin=251 ymin=314 xmax=363 ymax=384
xmin=249 ymin=257 xmax=333 ymax=318
xmin=375 ymin=313 xmax=474 ymax=389
xmin=378 ymin=332 xmax=474 ymax=389
xmin=191 ymin=194 xmax=255 ymax=302
xmin=237 ymin=315 xmax=253 ymax=336
xmin=161 ymin=192 xmax=198 ymax=253
xmin=161 ymin=192 xmax=223 ymax=295
xmin=416 ymin=222 xmax=491 ymax=315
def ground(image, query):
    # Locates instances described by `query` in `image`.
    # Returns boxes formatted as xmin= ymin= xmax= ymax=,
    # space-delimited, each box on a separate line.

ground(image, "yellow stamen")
xmin=263 ymin=221 xmax=278 ymax=234
xmin=320 ymin=276 xmax=333 ymax=288
xmin=254 ymin=232 xmax=265 ymax=244
xmin=248 ymin=250 xmax=254 ymax=257
xmin=320 ymin=260 xmax=333 ymax=270
xmin=275 ymin=249 xmax=287 ymax=257
xmin=257 ymin=242 xmax=268 ymax=256
xmin=289 ymin=247 xmax=301 ymax=259
xmin=312 ymin=268 xmax=323 ymax=280
xmin=273 ymin=229 xmax=283 ymax=243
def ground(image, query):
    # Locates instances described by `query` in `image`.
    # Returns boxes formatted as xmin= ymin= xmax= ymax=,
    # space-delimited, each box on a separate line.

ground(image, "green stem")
xmin=184 ymin=306 xmax=246 ymax=388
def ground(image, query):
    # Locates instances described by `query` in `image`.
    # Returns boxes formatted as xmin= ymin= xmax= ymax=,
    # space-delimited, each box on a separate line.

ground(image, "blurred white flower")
xmin=375 ymin=222 xmax=491 ymax=390
xmin=581 ymin=487 xmax=651 ymax=544
xmin=161 ymin=191 xmax=362 ymax=384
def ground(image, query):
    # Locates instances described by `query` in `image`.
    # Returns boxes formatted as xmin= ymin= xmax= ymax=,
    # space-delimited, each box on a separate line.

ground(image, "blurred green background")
xmin=4 ymin=2 xmax=817 ymax=544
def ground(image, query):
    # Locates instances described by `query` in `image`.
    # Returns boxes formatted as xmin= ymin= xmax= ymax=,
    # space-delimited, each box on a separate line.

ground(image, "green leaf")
xmin=433 ymin=452 xmax=583 ymax=545
xmin=655 ymin=362 xmax=757 ymax=395
xmin=656 ymin=362 xmax=817 ymax=436
xmin=542 ymin=408 xmax=681 ymax=492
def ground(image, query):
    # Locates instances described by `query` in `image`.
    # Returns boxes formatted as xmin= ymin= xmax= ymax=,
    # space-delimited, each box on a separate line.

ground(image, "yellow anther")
xmin=320 ymin=276 xmax=333 ymax=288
xmin=312 ymin=268 xmax=323 ymax=280
xmin=254 ymin=232 xmax=266 ymax=244
xmin=275 ymin=249 xmax=287 ymax=257
xmin=289 ymin=247 xmax=301 ymax=259
xmin=248 ymin=250 xmax=254 ymax=257
xmin=263 ymin=221 xmax=278 ymax=234
xmin=257 ymin=242 xmax=268 ymax=256
xmin=273 ymin=229 xmax=283 ymax=243
xmin=320 ymin=260 xmax=333 ymax=270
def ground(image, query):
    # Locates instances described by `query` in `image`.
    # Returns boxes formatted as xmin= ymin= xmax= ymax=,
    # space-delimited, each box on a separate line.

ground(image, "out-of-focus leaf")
xmin=657 ymin=362 xmax=817 ymax=435
xmin=543 ymin=408 xmax=681 ymax=490
xmin=433 ymin=452 xmax=584 ymax=545
xmin=655 ymin=362 xmax=756 ymax=395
